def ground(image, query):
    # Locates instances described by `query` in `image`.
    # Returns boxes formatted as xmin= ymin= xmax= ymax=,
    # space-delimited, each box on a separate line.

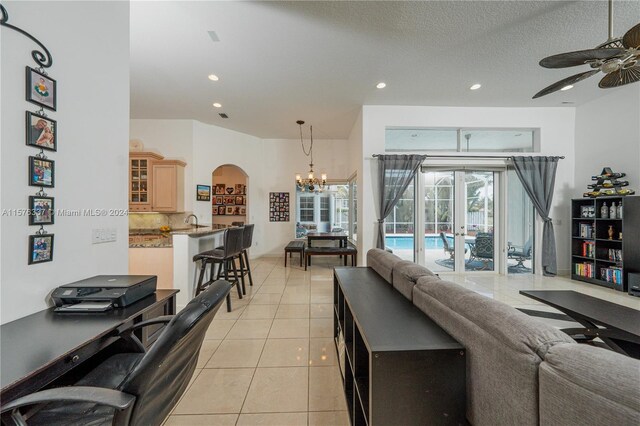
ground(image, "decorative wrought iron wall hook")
xmin=0 ymin=3 xmax=53 ymax=68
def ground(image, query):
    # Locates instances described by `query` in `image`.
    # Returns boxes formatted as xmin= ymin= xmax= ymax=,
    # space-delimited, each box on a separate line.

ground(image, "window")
xmin=385 ymin=128 xmax=537 ymax=152
xmin=299 ymin=196 xmax=314 ymax=222
xmin=320 ymin=197 xmax=330 ymax=222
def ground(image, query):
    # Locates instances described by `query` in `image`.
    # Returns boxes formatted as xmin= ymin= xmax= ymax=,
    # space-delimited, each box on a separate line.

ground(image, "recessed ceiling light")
xmin=213 ymin=103 xmax=222 ymax=108
xmin=470 ymin=83 xmax=482 ymax=90
xmin=208 ymin=74 xmax=219 ymax=81
xmin=560 ymin=85 xmax=574 ymax=91
xmin=376 ymin=82 xmax=386 ymax=89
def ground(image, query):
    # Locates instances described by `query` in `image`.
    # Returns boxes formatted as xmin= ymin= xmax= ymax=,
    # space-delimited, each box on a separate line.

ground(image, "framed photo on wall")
xmin=215 ymin=183 xmax=226 ymax=195
xmin=29 ymin=196 xmax=55 ymax=225
xmin=212 ymin=205 xmax=219 ymax=215
xmin=215 ymin=196 xmax=223 ymax=205
xmin=235 ymin=196 xmax=244 ymax=205
xmin=196 ymin=184 xmax=211 ymax=201
xmin=26 ymin=67 xmax=57 ymax=111
xmin=26 ymin=112 xmax=56 ymax=151
xmin=269 ymin=192 xmax=290 ymax=222
xmin=223 ymin=196 xmax=235 ymax=205
xmin=29 ymin=234 xmax=54 ymax=265
xmin=225 ymin=206 xmax=234 ymax=215
xmin=29 ymin=156 xmax=55 ymax=188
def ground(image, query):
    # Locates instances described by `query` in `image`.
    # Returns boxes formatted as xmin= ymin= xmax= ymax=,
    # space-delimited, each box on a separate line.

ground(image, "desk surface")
xmin=520 ymin=290 xmax=640 ymax=337
xmin=1 ymin=290 xmax=178 ymax=397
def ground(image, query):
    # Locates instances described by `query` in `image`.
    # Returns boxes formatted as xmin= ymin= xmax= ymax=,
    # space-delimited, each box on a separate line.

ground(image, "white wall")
xmin=574 ymin=86 xmax=640 ymax=195
xmin=359 ymin=106 xmax=576 ymax=274
xmin=1 ymin=1 xmax=130 ymax=324
xmin=130 ymin=119 xmax=354 ymax=258
xmin=129 ymin=119 xmax=194 ymax=211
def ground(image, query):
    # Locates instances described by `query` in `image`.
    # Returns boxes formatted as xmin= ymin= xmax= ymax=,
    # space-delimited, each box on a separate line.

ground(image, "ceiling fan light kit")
xmin=533 ymin=1 xmax=640 ymax=98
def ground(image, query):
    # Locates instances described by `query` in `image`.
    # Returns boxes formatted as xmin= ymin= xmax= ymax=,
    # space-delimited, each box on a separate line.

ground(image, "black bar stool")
xmin=240 ymin=224 xmax=254 ymax=288
xmin=193 ymin=227 xmax=245 ymax=311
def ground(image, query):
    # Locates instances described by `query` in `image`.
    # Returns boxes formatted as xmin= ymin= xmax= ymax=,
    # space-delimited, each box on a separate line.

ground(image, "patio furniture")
xmin=470 ymin=233 xmax=493 ymax=270
xmin=508 ymin=237 xmax=533 ymax=269
xmin=439 ymin=232 xmax=467 ymax=260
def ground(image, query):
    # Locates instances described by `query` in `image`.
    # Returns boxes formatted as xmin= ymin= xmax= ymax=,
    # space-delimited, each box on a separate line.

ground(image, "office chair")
xmin=0 ymin=280 xmax=231 ymax=426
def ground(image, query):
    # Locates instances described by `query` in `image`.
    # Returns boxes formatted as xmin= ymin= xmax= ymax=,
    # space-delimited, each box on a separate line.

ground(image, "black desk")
xmin=520 ymin=290 xmax=640 ymax=358
xmin=0 ymin=290 xmax=178 ymax=404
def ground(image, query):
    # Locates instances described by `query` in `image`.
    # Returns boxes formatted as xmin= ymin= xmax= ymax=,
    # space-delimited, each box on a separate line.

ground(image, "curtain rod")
xmin=371 ymin=154 xmax=565 ymax=160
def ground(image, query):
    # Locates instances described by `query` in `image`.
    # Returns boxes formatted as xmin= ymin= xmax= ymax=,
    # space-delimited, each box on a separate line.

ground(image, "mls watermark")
xmin=1 ymin=208 xmax=129 ymax=217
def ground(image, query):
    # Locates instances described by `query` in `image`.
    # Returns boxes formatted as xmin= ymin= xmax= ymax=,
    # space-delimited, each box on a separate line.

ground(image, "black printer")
xmin=51 ymin=275 xmax=157 ymax=311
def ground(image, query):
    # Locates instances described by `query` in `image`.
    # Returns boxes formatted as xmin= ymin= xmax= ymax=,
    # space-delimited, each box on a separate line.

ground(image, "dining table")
xmin=306 ymin=231 xmax=348 ymax=248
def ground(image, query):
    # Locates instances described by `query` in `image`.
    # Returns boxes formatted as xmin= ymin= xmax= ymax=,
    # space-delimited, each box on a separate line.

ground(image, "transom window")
xmin=385 ymin=128 xmax=537 ymax=153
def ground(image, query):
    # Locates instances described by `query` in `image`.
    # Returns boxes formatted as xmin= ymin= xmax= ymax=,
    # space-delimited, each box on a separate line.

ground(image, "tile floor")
xmin=164 ymin=255 xmax=640 ymax=425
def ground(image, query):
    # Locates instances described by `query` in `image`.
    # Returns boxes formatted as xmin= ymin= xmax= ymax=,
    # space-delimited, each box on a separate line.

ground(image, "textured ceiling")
xmin=130 ymin=1 xmax=640 ymax=139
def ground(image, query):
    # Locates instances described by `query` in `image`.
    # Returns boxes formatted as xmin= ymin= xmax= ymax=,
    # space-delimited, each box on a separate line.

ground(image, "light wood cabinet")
xmin=129 ymin=152 xmax=164 ymax=212
xmin=152 ymin=160 xmax=186 ymax=212
xmin=129 ymin=152 xmax=186 ymax=213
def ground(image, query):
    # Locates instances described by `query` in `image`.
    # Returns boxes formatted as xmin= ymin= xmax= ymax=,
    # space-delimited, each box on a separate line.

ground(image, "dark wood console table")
xmin=334 ymin=267 xmax=466 ymax=425
xmin=0 ymin=290 xmax=178 ymax=404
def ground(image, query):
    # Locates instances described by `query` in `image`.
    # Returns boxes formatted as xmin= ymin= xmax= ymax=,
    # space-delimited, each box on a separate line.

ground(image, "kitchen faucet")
xmin=185 ymin=214 xmax=198 ymax=228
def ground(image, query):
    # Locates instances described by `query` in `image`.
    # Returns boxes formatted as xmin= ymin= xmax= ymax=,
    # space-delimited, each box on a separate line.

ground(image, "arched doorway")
xmin=212 ymin=165 xmax=248 ymax=228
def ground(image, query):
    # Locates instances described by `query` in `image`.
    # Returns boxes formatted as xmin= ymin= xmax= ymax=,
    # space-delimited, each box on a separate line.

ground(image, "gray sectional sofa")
xmin=365 ymin=248 xmax=640 ymax=426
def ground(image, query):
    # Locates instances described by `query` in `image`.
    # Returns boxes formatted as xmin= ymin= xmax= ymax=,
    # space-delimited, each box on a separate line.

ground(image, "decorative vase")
xmin=608 ymin=225 xmax=614 ymax=240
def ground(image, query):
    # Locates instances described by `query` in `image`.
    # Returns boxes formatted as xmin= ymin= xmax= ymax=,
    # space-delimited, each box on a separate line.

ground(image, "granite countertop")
xmin=170 ymin=226 xmax=226 ymax=237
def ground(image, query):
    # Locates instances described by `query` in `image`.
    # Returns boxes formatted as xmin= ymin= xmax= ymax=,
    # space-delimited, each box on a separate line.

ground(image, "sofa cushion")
xmin=391 ymin=261 xmax=438 ymax=301
xmin=366 ymin=248 xmax=402 ymax=284
xmin=539 ymin=343 xmax=640 ymax=426
xmin=413 ymin=278 xmax=574 ymax=426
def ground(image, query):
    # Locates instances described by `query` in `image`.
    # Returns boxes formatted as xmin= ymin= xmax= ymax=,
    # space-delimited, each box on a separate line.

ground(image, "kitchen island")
xmin=129 ymin=226 xmax=226 ymax=310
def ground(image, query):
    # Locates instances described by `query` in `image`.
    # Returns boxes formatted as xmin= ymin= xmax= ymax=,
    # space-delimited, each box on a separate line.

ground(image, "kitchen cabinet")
xmin=129 ymin=152 xmax=186 ymax=213
xmin=152 ymin=160 xmax=186 ymax=212
xmin=129 ymin=152 xmax=163 ymax=212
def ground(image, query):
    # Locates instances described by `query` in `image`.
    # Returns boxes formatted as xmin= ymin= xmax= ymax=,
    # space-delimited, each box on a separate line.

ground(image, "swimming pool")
xmin=385 ymin=235 xmax=452 ymax=250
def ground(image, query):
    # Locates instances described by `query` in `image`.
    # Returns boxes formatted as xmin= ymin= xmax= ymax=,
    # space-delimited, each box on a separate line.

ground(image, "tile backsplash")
xmin=129 ymin=212 xmax=197 ymax=230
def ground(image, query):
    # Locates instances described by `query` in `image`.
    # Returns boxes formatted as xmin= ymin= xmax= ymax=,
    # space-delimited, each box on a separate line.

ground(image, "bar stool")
xmin=193 ymin=227 xmax=244 ymax=311
xmin=240 ymin=224 xmax=254 ymax=288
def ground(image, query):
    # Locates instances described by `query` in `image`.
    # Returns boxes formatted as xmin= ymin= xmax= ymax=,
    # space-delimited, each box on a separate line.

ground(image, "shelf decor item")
xmin=214 ymin=184 xmax=225 ymax=195
xmin=226 ymin=187 xmax=234 ymax=195
xmin=29 ymin=156 xmax=54 ymax=188
xmin=26 ymin=111 xmax=56 ymax=151
xmin=608 ymin=225 xmax=615 ymax=240
xmin=28 ymin=231 xmax=54 ymax=264
xmin=215 ymin=195 xmax=223 ymax=205
xmin=583 ymin=167 xmax=636 ymax=197
xmin=196 ymin=184 xmax=210 ymax=201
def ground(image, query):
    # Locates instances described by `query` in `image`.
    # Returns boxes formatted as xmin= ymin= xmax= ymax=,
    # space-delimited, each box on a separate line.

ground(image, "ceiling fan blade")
xmin=622 ymin=23 xmax=640 ymax=49
xmin=599 ymin=66 xmax=640 ymax=88
xmin=532 ymin=70 xmax=600 ymax=99
xmin=540 ymin=48 xmax=626 ymax=68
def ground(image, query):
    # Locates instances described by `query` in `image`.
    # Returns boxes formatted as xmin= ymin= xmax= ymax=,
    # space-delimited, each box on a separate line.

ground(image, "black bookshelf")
xmin=571 ymin=196 xmax=640 ymax=292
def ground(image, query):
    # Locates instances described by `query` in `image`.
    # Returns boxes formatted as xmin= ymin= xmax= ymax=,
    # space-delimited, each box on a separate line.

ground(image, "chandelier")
xmin=295 ymin=120 xmax=327 ymax=192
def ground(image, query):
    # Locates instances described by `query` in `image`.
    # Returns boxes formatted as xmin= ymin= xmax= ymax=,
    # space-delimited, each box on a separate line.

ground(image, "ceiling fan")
xmin=533 ymin=0 xmax=640 ymax=99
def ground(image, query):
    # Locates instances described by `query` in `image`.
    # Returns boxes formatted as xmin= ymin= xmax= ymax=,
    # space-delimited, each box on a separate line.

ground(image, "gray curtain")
xmin=376 ymin=155 xmax=427 ymax=249
xmin=512 ymin=156 xmax=561 ymax=276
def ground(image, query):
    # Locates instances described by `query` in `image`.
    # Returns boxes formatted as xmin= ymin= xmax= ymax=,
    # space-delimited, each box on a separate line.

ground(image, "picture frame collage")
xmin=26 ymin=66 xmax=57 ymax=265
xmin=212 ymin=183 xmax=246 ymax=216
xmin=269 ymin=192 xmax=290 ymax=222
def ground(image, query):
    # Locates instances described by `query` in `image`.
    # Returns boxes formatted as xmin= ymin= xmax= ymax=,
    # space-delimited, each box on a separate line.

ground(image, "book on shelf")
xmin=581 ymin=241 xmax=595 ymax=257
xmin=578 ymin=223 xmax=594 ymax=239
xmin=607 ymin=248 xmax=623 ymax=262
xmin=574 ymin=262 xmax=594 ymax=278
xmin=600 ymin=267 xmax=623 ymax=284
